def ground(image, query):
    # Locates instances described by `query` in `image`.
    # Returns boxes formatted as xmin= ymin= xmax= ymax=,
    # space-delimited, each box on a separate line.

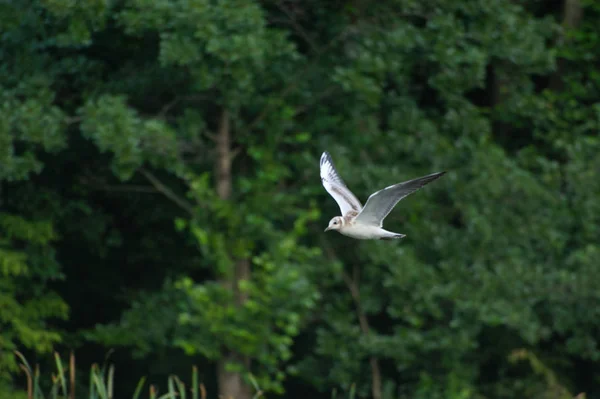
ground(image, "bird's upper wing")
xmin=320 ymin=151 xmax=362 ymax=216
xmin=355 ymin=171 xmax=446 ymax=226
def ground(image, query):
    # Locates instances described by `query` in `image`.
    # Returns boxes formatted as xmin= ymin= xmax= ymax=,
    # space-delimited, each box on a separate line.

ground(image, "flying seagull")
xmin=320 ymin=151 xmax=445 ymax=240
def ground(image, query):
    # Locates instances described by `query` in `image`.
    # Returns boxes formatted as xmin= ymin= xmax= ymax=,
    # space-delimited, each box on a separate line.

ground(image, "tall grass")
xmin=14 ymin=351 xmax=207 ymax=399
xmin=16 ymin=350 xmax=583 ymax=399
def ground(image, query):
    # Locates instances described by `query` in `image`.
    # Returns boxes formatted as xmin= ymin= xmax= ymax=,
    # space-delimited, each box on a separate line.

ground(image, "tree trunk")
xmin=489 ymin=63 xmax=512 ymax=139
xmin=549 ymin=0 xmax=583 ymax=91
xmin=342 ymin=267 xmax=382 ymax=399
xmin=215 ymin=109 xmax=253 ymax=399
xmin=218 ymin=352 xmax=251 ymax=399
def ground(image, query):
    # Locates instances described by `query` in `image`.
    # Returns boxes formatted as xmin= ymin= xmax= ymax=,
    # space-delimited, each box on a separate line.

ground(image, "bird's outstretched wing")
xmin=355 ymin=171 xmax=446 ymax=226
xmin=320 ymin=151 xmax=362 ymax=216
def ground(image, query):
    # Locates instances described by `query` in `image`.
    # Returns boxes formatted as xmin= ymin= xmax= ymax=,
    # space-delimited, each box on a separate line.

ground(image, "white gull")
xmin=320 ymin=151 xmax=445 ymax=240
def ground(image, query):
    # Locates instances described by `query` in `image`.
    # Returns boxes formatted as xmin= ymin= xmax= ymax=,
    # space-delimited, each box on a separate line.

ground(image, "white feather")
xmin=320 ymin=152 xmax=362 ymax=216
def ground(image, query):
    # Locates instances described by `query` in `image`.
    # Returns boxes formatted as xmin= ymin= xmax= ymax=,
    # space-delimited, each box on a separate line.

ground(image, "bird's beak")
xmin=324 ymin=226 xmax=331 ymax=232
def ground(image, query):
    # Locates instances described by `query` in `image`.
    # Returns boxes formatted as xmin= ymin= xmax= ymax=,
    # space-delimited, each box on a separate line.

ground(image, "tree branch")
xmin=138 ymin=168 xmax=195 ymax=215
xmin=65 ymin=116 xmax=83 ymax=125
xmin=157 ymin=96 xmax=181 ymax=118
xmin=274 ymin=1 xmax=318 ymax=51
xmin=341 ymin=267 xmax=382 ymax=399
xmin=80 ymin=178 xmax=161 ymax=194
xmin=549 ymin=0 xmax=583 ymax=91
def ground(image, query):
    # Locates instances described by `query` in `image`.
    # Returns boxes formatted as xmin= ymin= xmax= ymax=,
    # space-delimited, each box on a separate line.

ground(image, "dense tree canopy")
xmin=1 ymin=0 xmax=599 ymax=398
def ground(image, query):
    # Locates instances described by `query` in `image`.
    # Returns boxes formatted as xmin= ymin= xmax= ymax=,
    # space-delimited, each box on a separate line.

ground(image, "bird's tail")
xmin=380 ymin=233 xmax=406 ymax=241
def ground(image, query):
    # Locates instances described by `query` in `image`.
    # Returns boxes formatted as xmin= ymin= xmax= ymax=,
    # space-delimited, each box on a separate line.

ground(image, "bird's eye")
xmin=333 ymin=221 xmax=337 ymax=224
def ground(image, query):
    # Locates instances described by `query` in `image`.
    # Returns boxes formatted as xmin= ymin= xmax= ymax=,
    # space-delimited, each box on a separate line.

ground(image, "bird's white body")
xmin=337 ymin=223 xmax=403 ymax=240
xmin=319 ymin=151 xmax=445 ymax=240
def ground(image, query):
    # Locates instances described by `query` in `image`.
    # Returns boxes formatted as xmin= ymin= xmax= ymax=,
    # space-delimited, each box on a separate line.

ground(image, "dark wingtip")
xmin=424 ymin=171 xmax=447 ymax=182
xmin=400 ymin=170 xmax=446 ymax=190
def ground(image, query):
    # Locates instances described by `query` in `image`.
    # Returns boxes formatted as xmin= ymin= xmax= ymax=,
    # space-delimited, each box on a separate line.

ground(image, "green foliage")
xmin=0 ymin=81 xmax=66 ymax=181
xmin=0 ymin=214 xmax=67 ymax=381
xmin=72 ymin=0 xmax=327 ymax=393
xmin=174 ymin=217 xmax=322 ymax=393
xmin=80 ymin=95 xmax=180 ymax=180
xmin=0 ymin=0 xmax=599 ymax=398
xmin=117 ymin=0 xmax=298 ymax=105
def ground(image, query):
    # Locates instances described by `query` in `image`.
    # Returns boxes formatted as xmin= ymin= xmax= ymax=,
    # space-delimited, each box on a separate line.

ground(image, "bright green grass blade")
xmin=92 ymin=367 xmax=108 ymax=399
xmin=14 ymin=351 xmax=33 ymax=375
xmin=50 ymin=375 xmax=59 ymax=399
xmin=89 ymin=364 xmax=97 ymax=399
xmin=54 ymin=352 xmax=68 ymax=397
xmin=132 ymin=376 xmax=146 ymax=399
xmin=248 ymin=374 xmax=260 ymax=391
xmin=174 ymin=376 xmax=186 ymax=399
xmin=34 ymin=364 xmax=45 ymax=399
xmin=167 ymin=375 xmax=176 ymax=398
xmin=248 ymin=374 xmax=263 ymax=399
xmin=15 ymin=349 xmax=41 ymax=399
xmin=349 ymin=383 xmax=356 ymax=399
xmin=191 ymin=366 xmax=198 ymax=399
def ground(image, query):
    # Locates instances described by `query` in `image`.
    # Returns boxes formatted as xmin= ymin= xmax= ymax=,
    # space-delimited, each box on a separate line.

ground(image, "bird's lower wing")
xmin=355 ymin=171 xmax=446 ymax=226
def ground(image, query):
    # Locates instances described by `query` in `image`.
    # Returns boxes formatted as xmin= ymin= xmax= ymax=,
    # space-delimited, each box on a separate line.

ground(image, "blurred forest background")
xmin=1 ymin=0 xmax=600 ymax=398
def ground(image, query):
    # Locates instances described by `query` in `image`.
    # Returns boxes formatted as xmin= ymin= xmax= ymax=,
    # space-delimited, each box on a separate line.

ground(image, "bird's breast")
xmin=339 ymin=224 xmax=385 ymax=239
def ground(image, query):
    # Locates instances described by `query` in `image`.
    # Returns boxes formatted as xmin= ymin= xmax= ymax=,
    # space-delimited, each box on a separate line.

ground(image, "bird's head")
xmin=324 ymin=216 xmax=344 ymax=232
